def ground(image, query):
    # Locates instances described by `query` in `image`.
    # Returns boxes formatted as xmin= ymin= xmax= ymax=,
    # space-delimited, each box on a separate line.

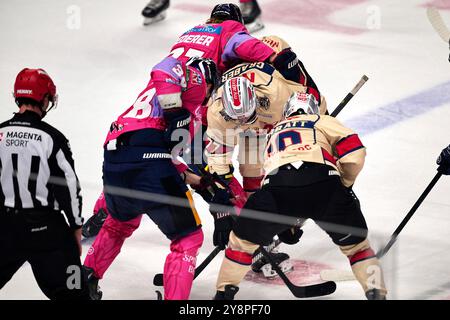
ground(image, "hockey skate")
xmin=214 ymin=285 xmax=239 ymax=300
xmin=83 ymin=266 xmax=103 ymax=300
xmin=252 ymin=244 xmax=293 ymax=279
xmin=81 ymin=208 xmax=108 ymax=239
xmin=142 ymin=0 xmax=170 ymax=26
xmin=240 ymin=0 xmax=264 ymax=33
xmin=365 ymin=289 xmax=386 ymax=300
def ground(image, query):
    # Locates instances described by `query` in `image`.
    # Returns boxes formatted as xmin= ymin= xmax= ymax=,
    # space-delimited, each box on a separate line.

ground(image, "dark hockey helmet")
xmin=14 ymin=68 xmax=58 ymax=108
xmin=186 ymin=57 xmax=220 ymax=91
xmin=210 ymin=3 xmax=244 ymax=24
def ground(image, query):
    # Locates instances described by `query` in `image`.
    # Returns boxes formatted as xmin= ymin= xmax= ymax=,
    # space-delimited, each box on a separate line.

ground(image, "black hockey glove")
xmin=272 ymin=48 xmax=302 ymax=84
xmin=82 ymin=208 xmax=108 ymax=238
xmin=278 ymin=227 xmax=303 ymax=245
xmin=437 ymin=144 xmax=450 ymax=175
xmin=189 ymin=174 xmax=217 ymax=203
xmin=210 ymin=188 xmax=235 ymax=249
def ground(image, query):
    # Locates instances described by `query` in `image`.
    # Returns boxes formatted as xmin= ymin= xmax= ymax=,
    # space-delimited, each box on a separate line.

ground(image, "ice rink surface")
xmin=0 ymin=0 xmax=449 ymax=300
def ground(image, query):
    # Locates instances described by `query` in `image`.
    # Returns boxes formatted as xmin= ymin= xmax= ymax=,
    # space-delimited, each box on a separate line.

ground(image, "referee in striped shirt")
xmin=0 ymin=68 xmax=88 ymax=300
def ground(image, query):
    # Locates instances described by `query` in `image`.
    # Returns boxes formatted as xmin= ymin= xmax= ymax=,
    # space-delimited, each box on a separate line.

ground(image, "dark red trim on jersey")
xmin=321 ymin=148 xmax=337 ymax=165
xmin=336 ymin=134 xmax=364 ymax=159
xmin=306 ymin=86 xmax=320 ymax=102
xmin=225 ymin=248 xmax=253 ymax=266
xmin=349 ymin=248 xmax=376 ymax=265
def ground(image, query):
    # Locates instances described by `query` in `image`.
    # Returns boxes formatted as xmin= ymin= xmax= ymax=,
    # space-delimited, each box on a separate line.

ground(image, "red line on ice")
xmin=244 ymin=259 xmax=334 ymax=286
xmin=174 ymin=0 xmax=369 ymax=35
xmin=423 ymin=0 xmax=450 ymax=10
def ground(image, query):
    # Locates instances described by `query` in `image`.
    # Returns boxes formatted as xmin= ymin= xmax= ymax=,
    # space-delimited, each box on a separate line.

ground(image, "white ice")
xmin=0 ymin=0 xmax=449 ymax=300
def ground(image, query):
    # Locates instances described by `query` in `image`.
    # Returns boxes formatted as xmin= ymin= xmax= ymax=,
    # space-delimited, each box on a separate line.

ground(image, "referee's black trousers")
xmin=0 ymin=208 xmax=89 ymax=300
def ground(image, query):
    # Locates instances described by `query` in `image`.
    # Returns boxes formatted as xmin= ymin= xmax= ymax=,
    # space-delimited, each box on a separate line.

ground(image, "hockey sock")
xmin=83 ymin=214 xmax=141 ymax=279
xmin=163 ymin=228 xmax=203 ymax=300
xmin=340 ymin=240 xmax=387 ymax=297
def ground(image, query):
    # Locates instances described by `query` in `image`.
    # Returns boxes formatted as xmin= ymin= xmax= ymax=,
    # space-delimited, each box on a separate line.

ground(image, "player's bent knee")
xmin=171 ymin=228 xmax=204 ymax=253
xmin=103 ymin=214 xmax=141 ymax=238
xmin=227 ymin=231 xmax=259 ymax=258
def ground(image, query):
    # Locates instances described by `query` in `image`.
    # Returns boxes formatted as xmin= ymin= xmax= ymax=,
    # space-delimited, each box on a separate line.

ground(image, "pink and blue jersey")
xmin=169 ymin=20 xmax=274 ymax=72
xmin=104 ymin=57 xmax=207 ymax=148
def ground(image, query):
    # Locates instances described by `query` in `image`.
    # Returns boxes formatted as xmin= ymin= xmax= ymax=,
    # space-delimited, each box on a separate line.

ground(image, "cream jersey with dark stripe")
xmin=206 ymin=62 xmax=326 ymax=177
xmin=264 ymin=114 xmax=366 ymax=187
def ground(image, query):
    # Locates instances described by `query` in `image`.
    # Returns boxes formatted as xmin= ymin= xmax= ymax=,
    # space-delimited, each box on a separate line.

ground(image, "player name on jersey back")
xmin=177 ymin=34 xmax=215 ymax=47
xmin=221 ymin=62 xmax=275 ymax=84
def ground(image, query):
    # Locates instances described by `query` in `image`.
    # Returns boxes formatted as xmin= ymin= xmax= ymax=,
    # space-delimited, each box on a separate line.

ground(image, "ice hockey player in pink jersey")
xmin=168 ymin=3 xmax=273 ymax=72
xmin=82 ymin=57 xmax=219 ymax=301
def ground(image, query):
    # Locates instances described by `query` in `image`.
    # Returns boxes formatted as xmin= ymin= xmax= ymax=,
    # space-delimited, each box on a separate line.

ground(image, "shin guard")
xmin=216 ymin=231 xmax=259 ymax=291
xmin=340 ymin=239 xmax=387 ymax=297
xmin=83 ymin=214 xmax=142 ymax=279
xmin=163 ymin=228 xmax=204 ymax=300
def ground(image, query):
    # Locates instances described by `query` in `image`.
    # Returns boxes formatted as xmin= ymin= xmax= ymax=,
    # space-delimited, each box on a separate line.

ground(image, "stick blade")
xmin=427 ymin=7 xmax=450 ymax=43
xmin=292 ymin=281 xmax=337 ymax=298
xmin=320 ymin=269 xmax=356 ymax=282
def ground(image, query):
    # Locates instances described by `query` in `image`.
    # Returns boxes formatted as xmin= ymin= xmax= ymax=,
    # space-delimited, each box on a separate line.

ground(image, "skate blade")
xmin=143 ymin=12 xmax=167 ymax=26
xmin=155 ymin=290 xmax=163 ymax=300
xmin=245 ymin=18 xmax=264 ymax=33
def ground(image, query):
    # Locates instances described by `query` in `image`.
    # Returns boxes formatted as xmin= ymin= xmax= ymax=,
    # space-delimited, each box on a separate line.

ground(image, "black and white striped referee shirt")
xmin=0 ymin=111 xmax=83 ymax=229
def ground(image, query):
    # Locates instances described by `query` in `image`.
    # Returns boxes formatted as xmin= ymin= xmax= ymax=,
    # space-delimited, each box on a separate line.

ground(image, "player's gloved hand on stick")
xmin=188 ymin=173 xmax=215 ymax=202
xmin=278 ymin=226 xmax=303 ymax=245
xmin=437 ymin=144 xmax=450 ymax=175
xmin=210 ymin=188 xmax=235 ymax=249
xmin=189 ymin=166 xmax=232 ymax=202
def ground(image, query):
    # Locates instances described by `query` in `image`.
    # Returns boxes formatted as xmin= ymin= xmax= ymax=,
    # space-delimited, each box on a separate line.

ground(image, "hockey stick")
xmin=427 ymin=7 xmax=450 ymax=62
xmin=252 ymin=238 xmax=282 ymax=264
xmin=331 ymin=75 xmax=369 ymax=117
xmin=427 ymin=7 xmax=450 ymax=43
xmin=320 ymin=269 xmax=355 ymax=282
xmin=376 ymin=171 xmax=443 ymax=258
xmin=153 ymin=246 xmax=223 ymax=286
xmin=258 ymin=246 xmax=336 ymax=298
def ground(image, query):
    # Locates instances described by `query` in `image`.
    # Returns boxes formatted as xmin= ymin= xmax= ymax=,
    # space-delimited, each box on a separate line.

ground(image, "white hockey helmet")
xmin=222 ymin=77 xmax=257 ymax=124
xmin=283 ymin=92 xmax=320 ymax=118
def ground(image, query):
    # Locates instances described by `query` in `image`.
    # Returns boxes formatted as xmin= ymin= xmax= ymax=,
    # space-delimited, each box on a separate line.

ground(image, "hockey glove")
xmin=82 ymin=208 xmax=108 ymax=238
xmin=190 ymin=175 xmax=216 ymax=203
xmin=437 ymin=144 xmax=450 ymax=175
xmin=272 ymin=48 xmax=301 ymax=83
xmin=210 ymin=188 xmax=235 ymax=249
xmin=278 ymin=227 xmax=303 ymax=245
